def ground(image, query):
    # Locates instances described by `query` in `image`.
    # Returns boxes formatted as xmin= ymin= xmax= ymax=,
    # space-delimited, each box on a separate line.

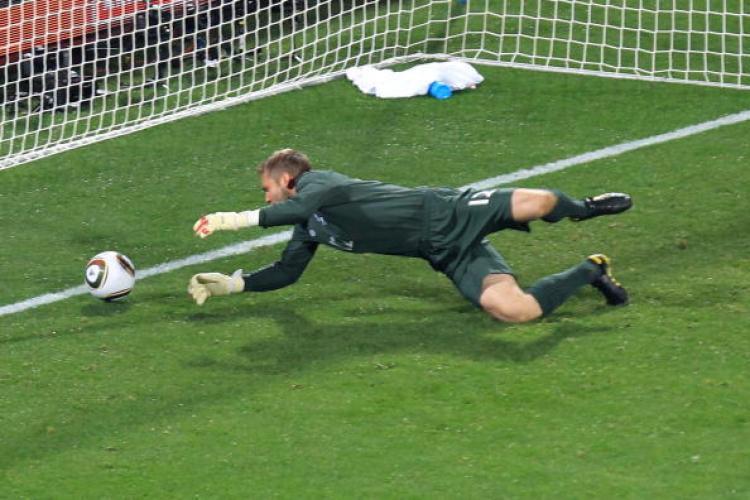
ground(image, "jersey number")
xmin=468 ymin=189 xmax=496 ymax=206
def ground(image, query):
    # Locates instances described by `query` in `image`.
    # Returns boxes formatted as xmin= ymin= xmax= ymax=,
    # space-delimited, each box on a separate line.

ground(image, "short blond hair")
xmin=257 ymin=148 xmax=311 ymax=179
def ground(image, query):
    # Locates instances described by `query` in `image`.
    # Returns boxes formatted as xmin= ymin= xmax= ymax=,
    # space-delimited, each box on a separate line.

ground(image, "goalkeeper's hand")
xmin=193 ymin=210 xmax=259 ymax=238
xmin=188 ymin=269 xmax=245 ymax=305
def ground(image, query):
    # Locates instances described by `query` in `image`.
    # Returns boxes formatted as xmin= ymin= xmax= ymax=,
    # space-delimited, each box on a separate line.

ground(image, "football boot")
xmin=587 ymin=254 xmax=629 ymax=306
xmin=572 ymin=193 xmax=632 ymax=221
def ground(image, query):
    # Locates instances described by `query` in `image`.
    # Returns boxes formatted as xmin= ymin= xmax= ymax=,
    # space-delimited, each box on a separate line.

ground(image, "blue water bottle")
xmin=428 ymin=81 xmax=452 ymax=100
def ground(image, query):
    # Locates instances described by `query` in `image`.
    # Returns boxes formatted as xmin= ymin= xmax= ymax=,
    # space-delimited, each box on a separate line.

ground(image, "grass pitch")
xmin=1 ymin=65 xmax=749 ymax=497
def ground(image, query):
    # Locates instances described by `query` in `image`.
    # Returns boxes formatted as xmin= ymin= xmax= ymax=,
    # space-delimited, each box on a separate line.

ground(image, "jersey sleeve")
xmin=259 ymin=173 xmax=341 ymax=227
xmin=242 ymin=226 xmax=318 ymax=292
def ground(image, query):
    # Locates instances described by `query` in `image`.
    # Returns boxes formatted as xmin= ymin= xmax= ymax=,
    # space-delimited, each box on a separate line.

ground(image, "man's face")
xmin=261 ymin=172 xmax=293 ymax=204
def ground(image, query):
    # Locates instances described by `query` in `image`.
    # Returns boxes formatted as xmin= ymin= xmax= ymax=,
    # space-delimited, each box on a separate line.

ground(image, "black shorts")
xmin=421 ymin=188 xmax=527 ymax=306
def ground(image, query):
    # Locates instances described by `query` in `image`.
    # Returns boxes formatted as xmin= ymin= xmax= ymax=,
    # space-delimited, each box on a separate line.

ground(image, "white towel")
xmin=345 ymin=61 xmax=484 ymax=98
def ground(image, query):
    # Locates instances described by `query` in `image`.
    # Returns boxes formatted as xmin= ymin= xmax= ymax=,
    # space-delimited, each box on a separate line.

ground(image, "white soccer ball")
xmin=84 ymin=251 xmax=136 ymax=301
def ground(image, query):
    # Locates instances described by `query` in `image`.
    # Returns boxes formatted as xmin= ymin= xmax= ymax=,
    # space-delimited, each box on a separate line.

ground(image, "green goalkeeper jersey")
xmin=244 ymin=170 xmax=435 ymax=291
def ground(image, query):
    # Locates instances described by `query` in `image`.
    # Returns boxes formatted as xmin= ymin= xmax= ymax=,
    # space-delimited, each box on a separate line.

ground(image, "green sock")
xmin=527 ymin=260 xmax=600 ymax=316
xmin=542 ymin=189 xmax=591 ymax=222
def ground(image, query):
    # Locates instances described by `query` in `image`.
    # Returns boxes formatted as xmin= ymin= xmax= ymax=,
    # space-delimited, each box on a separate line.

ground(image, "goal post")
xmin=1 ymin=0 xmax=748 ymax=171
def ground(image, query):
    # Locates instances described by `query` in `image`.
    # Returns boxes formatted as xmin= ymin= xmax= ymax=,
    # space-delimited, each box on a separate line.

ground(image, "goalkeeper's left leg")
xmin=507 ymin=189 xmax=632 ymax=223
xmin=540 ymin=190 xmax=632 ymax=222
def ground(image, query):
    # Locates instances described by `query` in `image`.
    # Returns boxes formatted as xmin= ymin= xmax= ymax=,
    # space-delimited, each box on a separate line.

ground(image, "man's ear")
xmin=281 ymin=172 xmax=296 ymax=190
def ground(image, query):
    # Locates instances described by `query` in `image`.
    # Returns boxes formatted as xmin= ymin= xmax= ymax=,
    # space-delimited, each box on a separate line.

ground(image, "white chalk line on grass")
xmin=0 ymin=231 xmax=293 ymax=318
xmin=2 ymin=108 xmax=750 ymax=318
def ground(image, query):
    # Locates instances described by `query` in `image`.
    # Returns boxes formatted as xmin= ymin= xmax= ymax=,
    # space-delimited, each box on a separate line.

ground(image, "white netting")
xmin=446 ymin=0 xmax=749 ymax=86
xmin=1 ymin=0 xmax=748 ymax=170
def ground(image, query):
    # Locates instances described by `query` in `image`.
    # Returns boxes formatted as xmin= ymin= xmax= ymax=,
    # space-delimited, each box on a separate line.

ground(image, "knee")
xmin=529 ymin=190 xmax=558 ymax=219
xmin=512 ymin=189 xmax=558 ymax=221
xmin=539 ymin=190 xmax=558 ymax=215
xmin=480 ymin=296 xmax=542 ymax=323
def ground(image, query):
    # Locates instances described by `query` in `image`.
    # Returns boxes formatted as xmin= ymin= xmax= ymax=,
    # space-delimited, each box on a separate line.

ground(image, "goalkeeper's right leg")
xmin=586 ymin=254 xmax=629 ymax=306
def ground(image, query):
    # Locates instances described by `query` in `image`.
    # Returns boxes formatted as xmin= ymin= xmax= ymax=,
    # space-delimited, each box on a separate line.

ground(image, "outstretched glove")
xmin=193 ymin=210 xmax=259 ymax=238
xmin=188 ymin=269 xmax=245 ymax=305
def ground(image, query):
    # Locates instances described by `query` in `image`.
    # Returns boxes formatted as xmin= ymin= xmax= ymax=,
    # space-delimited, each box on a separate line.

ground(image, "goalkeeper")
xmin=189 ymin=149 xmax=632 ymax=322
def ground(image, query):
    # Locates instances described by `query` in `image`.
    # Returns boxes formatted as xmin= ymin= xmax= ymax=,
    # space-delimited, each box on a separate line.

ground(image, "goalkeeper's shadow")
xmin=194 ymin=303 xmax=606 ymax=376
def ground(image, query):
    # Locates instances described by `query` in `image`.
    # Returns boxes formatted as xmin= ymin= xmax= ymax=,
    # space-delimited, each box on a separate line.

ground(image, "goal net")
xmin=1 ymin=0 xmax=748 ymax=170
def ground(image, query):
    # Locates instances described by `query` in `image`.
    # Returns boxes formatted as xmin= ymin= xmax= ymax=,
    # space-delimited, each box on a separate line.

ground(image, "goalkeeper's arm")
xmin=187 ymin=264 xmax=303 ymax=305
xmin=241 ymin=236 xmax=318 ymax=291
xmin=187 ymin=232 xmax=318 ymax=305
xmin=193 ymin=210 xmax=260 ymax=239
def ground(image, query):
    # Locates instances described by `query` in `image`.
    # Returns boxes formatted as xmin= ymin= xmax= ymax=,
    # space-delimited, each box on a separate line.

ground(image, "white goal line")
xmin=2 ymin=108 xmax=750 ymax=318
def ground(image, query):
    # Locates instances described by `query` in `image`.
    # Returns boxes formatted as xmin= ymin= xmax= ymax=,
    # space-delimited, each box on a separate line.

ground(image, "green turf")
xmin=1 ymin=65 xmax=749 ymax=497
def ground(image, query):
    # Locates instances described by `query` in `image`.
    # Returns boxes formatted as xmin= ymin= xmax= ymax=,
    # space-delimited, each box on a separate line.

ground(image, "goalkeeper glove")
xmin=188 ymin=269 xmax=245 ymax=305
xmin=193 ymin=210 xmax=259 ymax=238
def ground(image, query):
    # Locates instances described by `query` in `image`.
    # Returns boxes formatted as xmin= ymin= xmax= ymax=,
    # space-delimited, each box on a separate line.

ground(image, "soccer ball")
xmin=84 ymin=251 xmax=136 ymax=301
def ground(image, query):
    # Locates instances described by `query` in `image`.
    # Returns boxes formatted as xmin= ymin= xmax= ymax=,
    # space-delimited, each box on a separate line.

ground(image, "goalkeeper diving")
xmin=189 ymin=149 xmax=632 ymax=322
